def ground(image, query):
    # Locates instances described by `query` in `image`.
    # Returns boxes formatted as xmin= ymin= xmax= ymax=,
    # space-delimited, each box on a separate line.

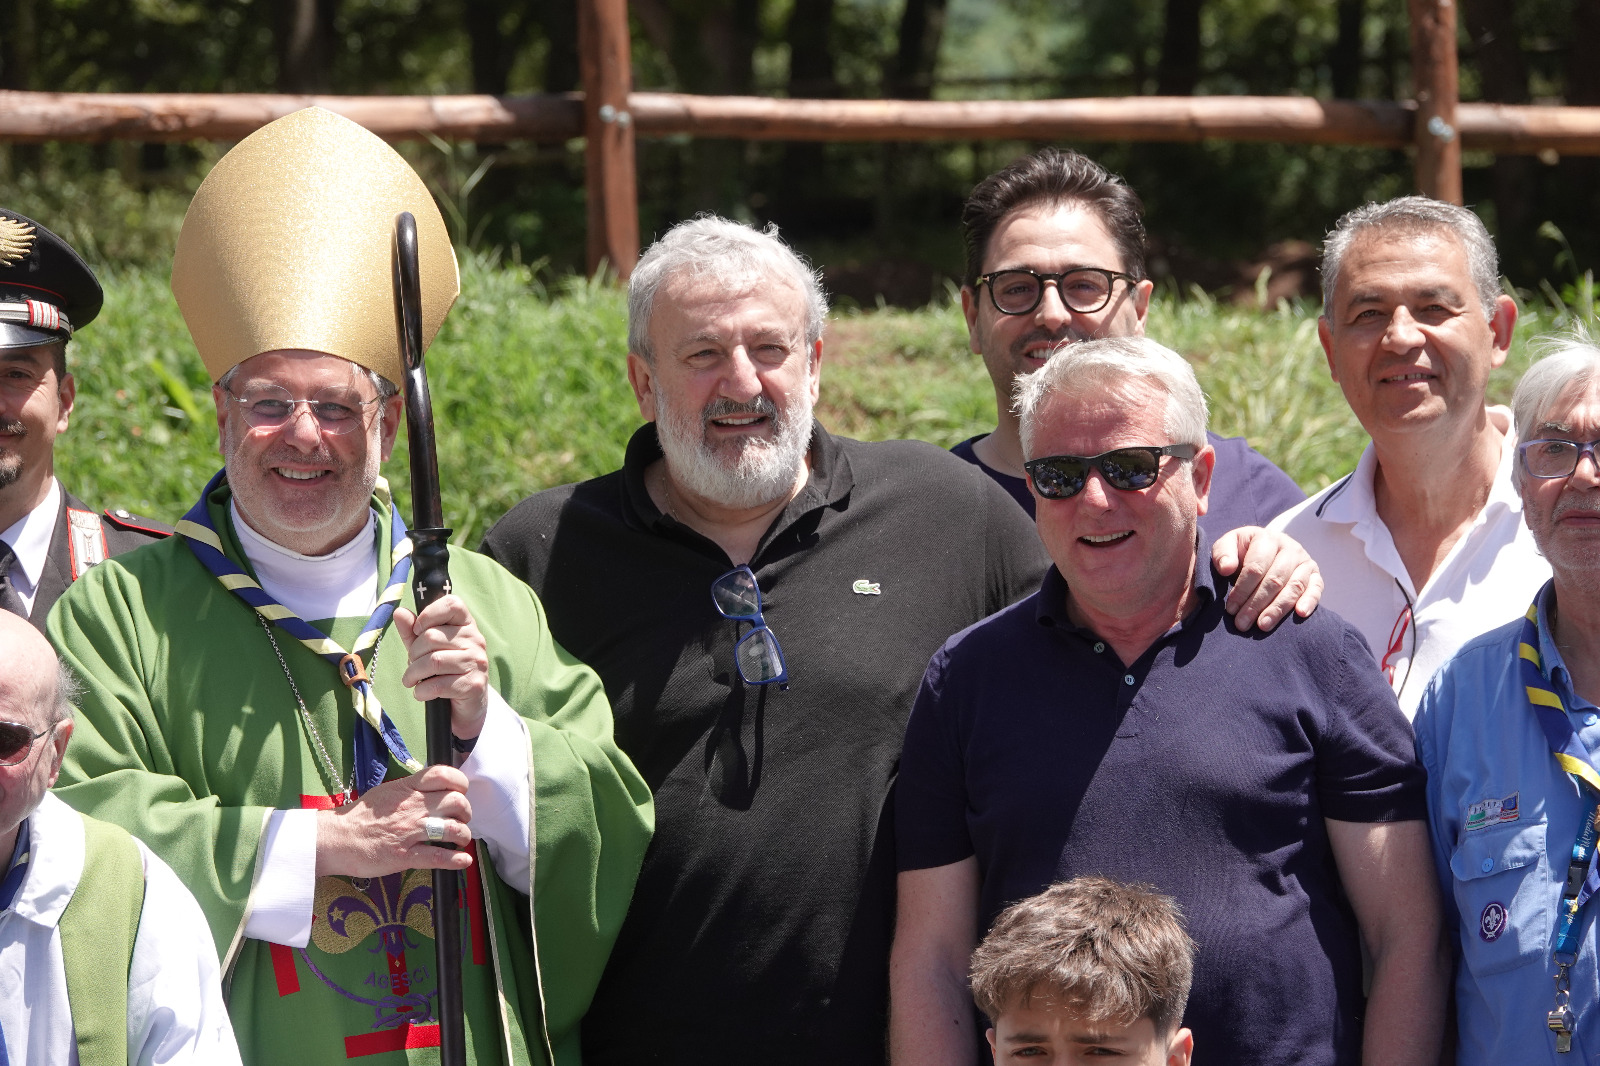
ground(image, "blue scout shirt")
xmin=1415 ymin=584 xmax=1600 ymax=1066
xmin=897 ymin=530 xmax=1426 ymax=1066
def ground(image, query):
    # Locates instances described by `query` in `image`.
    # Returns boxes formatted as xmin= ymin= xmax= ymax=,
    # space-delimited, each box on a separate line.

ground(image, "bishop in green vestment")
xmin=44 ymin=108 xmax=653 ymax=1066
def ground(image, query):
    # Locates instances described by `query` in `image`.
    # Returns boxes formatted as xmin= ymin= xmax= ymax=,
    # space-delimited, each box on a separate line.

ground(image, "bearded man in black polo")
xmin=482 ymin=217 xmax=1321 ymax=1065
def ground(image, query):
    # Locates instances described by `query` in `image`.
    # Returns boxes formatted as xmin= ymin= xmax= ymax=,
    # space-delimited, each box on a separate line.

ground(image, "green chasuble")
xmin=46 ymin=481 xmax=653 ymax=1066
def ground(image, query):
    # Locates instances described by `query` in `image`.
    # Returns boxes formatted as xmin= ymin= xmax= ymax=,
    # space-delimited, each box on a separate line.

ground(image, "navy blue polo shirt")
xmin=896 ymin=531 xmax=1426 ymax=1066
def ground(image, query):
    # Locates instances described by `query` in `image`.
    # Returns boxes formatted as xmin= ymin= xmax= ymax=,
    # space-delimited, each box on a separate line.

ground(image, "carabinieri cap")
xmin=170 ymin=106 xmax=460 ymax=385
xmin=0 ymin=210 xmax=103 ymax=349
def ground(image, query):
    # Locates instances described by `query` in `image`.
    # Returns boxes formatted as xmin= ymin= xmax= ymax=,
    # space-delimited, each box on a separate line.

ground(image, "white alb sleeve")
xmin=127 ymin=844 xmax=245 ymax=1066
xmin=241 ymin=807 xmax=320 ymax=946
xmin=461 ymin=687 xmax=533 ymax=891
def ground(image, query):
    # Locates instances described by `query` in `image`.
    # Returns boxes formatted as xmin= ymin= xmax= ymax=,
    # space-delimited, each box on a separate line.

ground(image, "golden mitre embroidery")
xmin=0 ymin=217 xmax=35 ymax=266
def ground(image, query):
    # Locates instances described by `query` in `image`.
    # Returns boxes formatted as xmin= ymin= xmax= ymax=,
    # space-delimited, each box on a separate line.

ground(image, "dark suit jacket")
xmin=31 ymin=490 xmax=171 ymax=630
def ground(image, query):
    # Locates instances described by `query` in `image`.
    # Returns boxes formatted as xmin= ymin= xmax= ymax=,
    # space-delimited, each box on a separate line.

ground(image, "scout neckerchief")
xmin=1521 ymin=582 xmax=1600 ymax=1053
xmin=176 ymin=470 xmax=423 ymax=796
xmin=0 ymin=819 xmax=30 ymax=913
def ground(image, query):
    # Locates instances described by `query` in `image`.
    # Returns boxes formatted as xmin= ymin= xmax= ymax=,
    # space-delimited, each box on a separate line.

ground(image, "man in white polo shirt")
xmin=1271 ymin=196 xmax=1548 ymax=717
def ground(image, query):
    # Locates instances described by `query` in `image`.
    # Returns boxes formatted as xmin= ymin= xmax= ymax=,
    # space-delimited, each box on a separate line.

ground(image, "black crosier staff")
xmin=392 ymin=210 xmax=466 ymax=1066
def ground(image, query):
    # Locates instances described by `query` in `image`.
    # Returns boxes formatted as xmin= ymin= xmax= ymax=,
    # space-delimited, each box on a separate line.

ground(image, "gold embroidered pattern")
xmin=311 ymin=870 xmax=435 ymax=955
xmin=0 ymin=217 xmax=35 ymax=266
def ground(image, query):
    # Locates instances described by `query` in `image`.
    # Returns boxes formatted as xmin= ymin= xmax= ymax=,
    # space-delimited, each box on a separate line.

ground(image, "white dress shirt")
xmin=233 ymin=505 xmax=534 ymax=947
xmin=0 ymin=792 xmax=241 ymax=1065
xmin=1269 ymin=407 xmax=1550 ymax=719
xmin=0 ymin=480 xmax=61 ymax=617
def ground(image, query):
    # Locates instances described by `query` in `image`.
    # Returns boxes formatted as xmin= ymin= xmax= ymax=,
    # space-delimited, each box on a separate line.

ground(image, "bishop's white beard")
xmin=655 ymin=389 xmax=814 ymax=510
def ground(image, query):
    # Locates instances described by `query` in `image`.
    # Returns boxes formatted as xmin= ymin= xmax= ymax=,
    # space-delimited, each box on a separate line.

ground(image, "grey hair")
xmin=217 ymin=362 xmax=399 ymax=401
xmin=627 ymin=215 xmax=829 ymax=363
xmin=49 ymin=660 xmax=80 ymax=727
xmin=1511 ymin=326 xmax=1600 ymax=486
xmin=1015 ymin=336 xmax=1209 ymax=457
xmin=1321 ymin=195 xmax=1501 ymax=321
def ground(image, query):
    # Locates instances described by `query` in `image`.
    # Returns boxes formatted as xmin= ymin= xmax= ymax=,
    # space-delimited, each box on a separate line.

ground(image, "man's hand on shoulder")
xmin=1212 ymin=526 xmax=1323 ymax=632
xmin=314 ymin=765 xmax=475 ymax=878
xmin=393 ymin=594 xmax=490 ymax=739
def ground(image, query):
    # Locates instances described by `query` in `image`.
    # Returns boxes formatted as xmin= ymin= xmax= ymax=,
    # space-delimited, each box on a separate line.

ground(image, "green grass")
xmin=55 ymin=260 xmax=1594 ymax=546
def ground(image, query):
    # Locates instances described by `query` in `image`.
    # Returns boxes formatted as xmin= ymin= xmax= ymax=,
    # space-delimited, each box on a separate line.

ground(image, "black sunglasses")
xmin=0 ymin=721 xmax=56 ymax=766
xmin=710 ymin=565 xmax=790 ymax=690
xmin=1024 ymin=444 xmax=1197 ymax=500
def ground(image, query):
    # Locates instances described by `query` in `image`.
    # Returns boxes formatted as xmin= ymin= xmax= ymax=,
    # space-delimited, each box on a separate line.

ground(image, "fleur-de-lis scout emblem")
xmin=0 ymin=216 xmax=36 ymax=266
xmin=852 ymin=579 xmax=881 ymax=595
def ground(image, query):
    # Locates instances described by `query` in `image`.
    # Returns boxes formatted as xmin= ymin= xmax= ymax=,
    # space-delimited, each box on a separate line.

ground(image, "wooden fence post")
xmin=578 ymin=0 xmax=639 ymax=279
xmin=1408 ymin=0 xmax=1462 ymax=203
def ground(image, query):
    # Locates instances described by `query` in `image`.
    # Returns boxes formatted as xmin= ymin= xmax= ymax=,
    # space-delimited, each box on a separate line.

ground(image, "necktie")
xmin=0 ymin=541 xmax=26 ymax=620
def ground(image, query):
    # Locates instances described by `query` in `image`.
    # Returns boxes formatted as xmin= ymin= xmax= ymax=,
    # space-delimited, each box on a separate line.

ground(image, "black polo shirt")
xmin=896 ymin=532 xmax=1426 ymax=1066
xmin=481 ymin=422 xmax=1048 ymax=1065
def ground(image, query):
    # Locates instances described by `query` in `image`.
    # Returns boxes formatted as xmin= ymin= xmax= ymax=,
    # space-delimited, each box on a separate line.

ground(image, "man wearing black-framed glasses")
xmin=0 ymin=609 xmax=241 ymax=1064
xmin=952 ymin=148 xmax=1314 ymax=633
xmin=893 ymin=335 xmax=1447 ymax=1066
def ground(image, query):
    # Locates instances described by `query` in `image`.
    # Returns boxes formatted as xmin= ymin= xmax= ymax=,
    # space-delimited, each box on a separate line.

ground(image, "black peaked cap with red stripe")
xmin=0 ymin=209 xmax=102 ymax=349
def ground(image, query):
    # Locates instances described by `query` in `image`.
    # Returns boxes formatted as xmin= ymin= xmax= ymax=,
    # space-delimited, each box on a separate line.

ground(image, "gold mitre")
xmin=172 ymin=107 xmax=459 ymax=384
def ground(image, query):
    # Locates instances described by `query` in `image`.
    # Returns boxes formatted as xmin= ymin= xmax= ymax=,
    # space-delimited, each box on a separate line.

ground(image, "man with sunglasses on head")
xmin=1414 ymin=335 xmax=1600 ymax=1063
xmin=0 ymin=610 xmax=241 ymax=1065
xmin=1270 ymin=197 xmax=1549 ymax=717
xmin=0 ymin=209 xmax=170 ymax=630
xmin=44 ymin=109 xmax=651 ymax=1066
xmin=955 ymin=148 xmax=1315 ymax=633
xmin=892 ymin=335 xmax=1447 ymax=1066
xmin=481 ymin=217 xmax=1321 ymax=1066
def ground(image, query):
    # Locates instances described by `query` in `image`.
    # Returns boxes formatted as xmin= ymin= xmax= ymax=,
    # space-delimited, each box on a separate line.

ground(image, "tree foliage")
xmin=1 ymin=0 xmax=1598 ymax=289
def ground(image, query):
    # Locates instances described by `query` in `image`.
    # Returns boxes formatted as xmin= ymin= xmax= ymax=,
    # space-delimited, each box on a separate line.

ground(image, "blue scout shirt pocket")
xmin=1450 ymin=820 xmax=1551 ymax=975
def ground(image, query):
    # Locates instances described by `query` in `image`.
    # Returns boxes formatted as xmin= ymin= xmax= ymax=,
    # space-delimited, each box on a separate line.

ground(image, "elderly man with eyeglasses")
xmin=891 ymin=336 xmax=1449 ymax=1066
xmin=44 ymin=109 xmax=652 ymax=1066
xmin=1270 ymin=197 xmax=1550 ymax=716
xmin=1414 ymin=334 xmax=1600 ymax=1064
xmin=481 ymin=217 xmax=1324 ymax=1066
xmin=0 ymin=609 xmax=240 ymax=1065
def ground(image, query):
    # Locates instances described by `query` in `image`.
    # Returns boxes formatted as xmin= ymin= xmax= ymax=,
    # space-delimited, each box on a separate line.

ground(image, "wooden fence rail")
xmin=0 ymin=0 xmax=1559 ymax=278
xmin=9 ymin=89 xmax=1600 ymax=155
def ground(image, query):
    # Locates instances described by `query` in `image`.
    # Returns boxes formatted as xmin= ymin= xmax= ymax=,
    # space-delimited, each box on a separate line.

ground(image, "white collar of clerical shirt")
xmin=0 ymin=478 xmax=62 ymax=607
xmin=230 ymin=500 xmax=380 ymax=622
xmin=5 ymin=793 xmax=86 ymax=931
